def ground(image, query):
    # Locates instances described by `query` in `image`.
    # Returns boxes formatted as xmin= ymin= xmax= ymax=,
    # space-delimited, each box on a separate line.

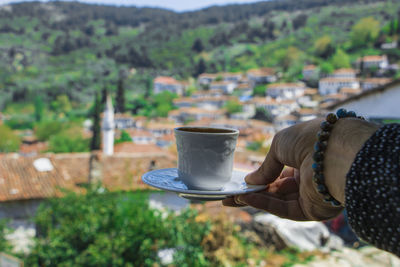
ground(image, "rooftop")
xmin=154 ymin=76 xmax=180 ymax=85
xmin=268 ymin=83 xmax=305 ymax=89
xmin=247 ymin=67 xmax=276 ymax=76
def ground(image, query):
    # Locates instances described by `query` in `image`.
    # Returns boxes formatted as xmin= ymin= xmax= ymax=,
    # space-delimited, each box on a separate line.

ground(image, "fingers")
xmin=222 ymin=197 xmax=247 ymax=207
xmin=245 ymin=150 xmax=284 ymax=185
xmin=235 ymin=193 xmax=307 ymax=221
xmin=267 ymin=176 xmax=299 ymax=195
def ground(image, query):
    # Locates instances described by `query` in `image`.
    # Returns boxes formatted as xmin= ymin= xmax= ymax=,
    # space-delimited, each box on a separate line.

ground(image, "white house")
xmin=191 ymin=89 xmax=223 ymax=99
xmin=251 ymin=97 xmax=299 ymax=117
xmin=266 ymin=83 xmax=305 ymax=100
xmin=114 ymin=113 xmax=135 ymax=129
xmin=361 ymin=78 xmax=393 ymax=91
xmin=126 ymin=129 xmax=156 ymax=145
xmin=318 ymin=77 xmax=360 ymax=95
xmin=234 ymin=83 xmax=253 ymax=97
xmin=302 ymin=65 xmax=317 ymax=80
xmin=168 ymin=107 xmax=225 ymax=123
xmin=247 ymin=68 xmax=277 ymax=85
xmin=274 ymin=114 xmax=298 ymax=131
xmin=153 ymin=76 xmax=184 ymax=96
xmin=329 ymin=68 xmax=357 ymax=79
xmin=210 ymin=81 xmax=236 ymax=94
xmin=173 ymin=97 xmax=195 ymax=108
xmin=194 ymin=96 xmax=226 ymax=110
xmin=356 ymin=55 xmax=389 ymax=70
xmin=222 ymin=72 xmax=242 ymax=83
xmin=198 ymin=73 xmax=218 ymax=86
xmin=326 ymin=80 xmax=400 ymax=121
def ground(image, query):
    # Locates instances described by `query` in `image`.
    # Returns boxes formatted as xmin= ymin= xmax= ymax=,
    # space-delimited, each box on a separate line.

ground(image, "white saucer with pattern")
xmin=142 ymin=168 xmax=267 ymax=201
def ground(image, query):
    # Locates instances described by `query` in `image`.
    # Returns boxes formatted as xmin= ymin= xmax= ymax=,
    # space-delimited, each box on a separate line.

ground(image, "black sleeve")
xmin=345 ymin=123 xmax=400 ymax=256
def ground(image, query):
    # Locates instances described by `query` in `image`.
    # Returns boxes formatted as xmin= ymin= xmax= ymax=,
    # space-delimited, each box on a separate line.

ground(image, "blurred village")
xmin=0 ymin=51 xmax=400 ymax=265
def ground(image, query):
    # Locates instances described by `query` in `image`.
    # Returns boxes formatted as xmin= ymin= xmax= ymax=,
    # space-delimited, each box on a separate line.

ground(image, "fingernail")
xmin=235 ymin=195 xmax=246 ymax=205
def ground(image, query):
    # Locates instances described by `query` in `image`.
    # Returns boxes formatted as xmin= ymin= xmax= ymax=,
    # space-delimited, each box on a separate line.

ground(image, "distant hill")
xmin=0 ymin=0 xmax=398 ymax=107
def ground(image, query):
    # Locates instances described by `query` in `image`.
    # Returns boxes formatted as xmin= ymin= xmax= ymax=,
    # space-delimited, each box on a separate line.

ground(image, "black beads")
xmin=312 ymin=109 xmax=365 ymax=208
xmin=336 ymin=108 xmax=347 ymax=118
xmin=318 ymin=131 xmax=330 ymax=141
xmin=326 ymin=113 xmax=338 ymax=124
xmin=320 ymin=121 xmax=333 ymax=131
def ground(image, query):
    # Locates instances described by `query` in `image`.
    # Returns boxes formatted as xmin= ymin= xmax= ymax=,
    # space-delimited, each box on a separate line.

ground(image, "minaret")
xmin=102 ymin=94 xmax=114 ymax=155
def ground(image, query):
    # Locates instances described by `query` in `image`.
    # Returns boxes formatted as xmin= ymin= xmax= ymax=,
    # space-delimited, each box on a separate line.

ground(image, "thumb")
xmin=245 ymin=150 xmax=284 ymax=185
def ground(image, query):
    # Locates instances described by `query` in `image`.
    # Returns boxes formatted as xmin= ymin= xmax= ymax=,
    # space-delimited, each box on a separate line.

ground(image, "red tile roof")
xmin=0 ymin=151 xmax=176 ymax=202
xmin=247 ymin=68 xmax=276 ymax=77
xmin=154 ymin=76 xmax=180 ymax=85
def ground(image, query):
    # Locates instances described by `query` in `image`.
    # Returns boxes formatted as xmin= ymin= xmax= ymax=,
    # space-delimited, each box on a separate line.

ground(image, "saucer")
xmin=142 ymin=168 xmax=267 ymax=201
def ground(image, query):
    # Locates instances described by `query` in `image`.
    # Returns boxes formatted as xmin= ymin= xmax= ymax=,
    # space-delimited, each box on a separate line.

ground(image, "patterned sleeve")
xmin=345 ymin=123 xmax=400 ymax=256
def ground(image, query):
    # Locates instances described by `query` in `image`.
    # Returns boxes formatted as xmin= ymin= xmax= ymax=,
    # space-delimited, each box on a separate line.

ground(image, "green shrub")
xmin=0 ymin=124 xmax=21 ymax=152
xmin=25 ymin=190 xmax=211 ymax=267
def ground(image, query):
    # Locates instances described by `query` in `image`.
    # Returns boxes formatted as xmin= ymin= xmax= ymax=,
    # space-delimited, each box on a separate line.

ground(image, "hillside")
xmin=0 ymin=0 xmax=399 ymax=110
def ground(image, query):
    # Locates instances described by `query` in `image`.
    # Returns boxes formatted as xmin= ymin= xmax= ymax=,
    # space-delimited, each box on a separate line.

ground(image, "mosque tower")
xmin=102 ymin=94 xmax=114 ymax=155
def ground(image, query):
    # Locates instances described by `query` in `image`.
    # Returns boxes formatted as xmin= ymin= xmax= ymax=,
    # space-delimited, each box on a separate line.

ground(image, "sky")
xmin=0 ymin=0 xmax=264 ymax=12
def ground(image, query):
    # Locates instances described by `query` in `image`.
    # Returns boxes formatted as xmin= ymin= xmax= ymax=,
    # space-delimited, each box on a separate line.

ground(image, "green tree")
xmin=320 ymin=62 xmax=334 ymax=75
xmin=194 ymin=58 xmax=207 ymax=78
xmin=224 ymin=100 xmax=242 ymax=115
xmin=314 ymin=35 xmax=335 ymax=58
xmin=115 ymin=130 xmax=132 ymax=144
xmin=192 ymin=38 xmax=204 ymax=53
xmin=115 ymin=76 xmax=125 ymax=113
xmin=25 ymin=190 xmax=210 ymax=266
xmin=351 ymin=17 xmax=380 ymax=48
xmin=0 ymin=124 xmax=21 ymax=152
xmin=0 ymin=220 xmax=12 ymax=253
xmin=35 ymin=121 xmax=64 ymax=141
xmin=51 ymin=95 xmax=72 ymax=115
xmin=34 ymin=95 xmax=44 ymax=122
xmin=90 ymin=93 xmax=101 ymax=151
xmin=253 ymin=85 xmax=266 ymax=96
xmin=331 ymin=49 xmax=351 ymax=69
xmin=48 ymin=128 xmax=89 ymax=153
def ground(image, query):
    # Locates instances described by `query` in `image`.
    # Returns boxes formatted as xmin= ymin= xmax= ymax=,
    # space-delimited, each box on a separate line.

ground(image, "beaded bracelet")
xmin=312 ymin=108 xmax=365 ymax=207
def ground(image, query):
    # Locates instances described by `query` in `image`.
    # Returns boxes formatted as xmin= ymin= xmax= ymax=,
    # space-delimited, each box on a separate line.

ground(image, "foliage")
xmin=4 ymin=115 xmax=35 ymax=130
xmin=246 ymin=141 xmax=263 ymax=151
xmin=115 ymin=75 xmax=126 ymax=113
xmin=34 ymin=95 xmax=45 ymax=122
xmin=0 ymin=124 xmax=21 ymax=152
xmin=48 ymin=124 xmax=89 ymax=153
xmin=319 ymin=62 xmax=334 ymax=75
xmin=224 ymin=100 xmax=242 ymax=115
xmin=252 ymin=108 xmax=274 ymax=123
xmin=351 ymin=17 xmax=380 ymax=48
xmin=50 ymin=95 xmax=72 ymax=116
xmin=0 ymin=220 xmax=12 ymax=253
xmin=314 ymin=35 xmax=335 ymax=58
xmin=115 ymin=130 xmax=132 ymax=144
xmin=134 ymin=91 xmax=177 ymax=118
xmin=25 ymin=190 xmax=211 ymax=267
xmin=35 ymin=121 xmax=64 ymax=141
xmin=90 ymin=93 xmax=101 ymax=151
xmin=253 ymin=85 xmax=266 ymax=96
xmin=331 ymin=49 xmax=351 ymax=69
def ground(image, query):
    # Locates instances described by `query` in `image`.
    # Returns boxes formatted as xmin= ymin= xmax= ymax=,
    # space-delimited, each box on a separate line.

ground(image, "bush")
xmin=25 ymin=190 xmax=211 ymax=267
xmin=48 ymin=131 xmax=89 ymax=153
xmin=0 ymin=124 xmax=21 ymax=152
xmin=5 ymin=115 xmax=35 ymax=130
xmin=0 ymin=220 xmax=13 ymax=253
xmin=35 ymin=121 xmax=64 ymax=141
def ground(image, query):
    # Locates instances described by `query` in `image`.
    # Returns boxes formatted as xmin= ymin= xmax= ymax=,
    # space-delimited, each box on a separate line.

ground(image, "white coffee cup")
xmin=174 ymin=126 xmax=239 ymax=190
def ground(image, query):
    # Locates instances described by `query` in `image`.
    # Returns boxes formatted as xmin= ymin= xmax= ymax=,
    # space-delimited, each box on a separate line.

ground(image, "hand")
xmin=223 ymin=118 xmax=379 ymax=221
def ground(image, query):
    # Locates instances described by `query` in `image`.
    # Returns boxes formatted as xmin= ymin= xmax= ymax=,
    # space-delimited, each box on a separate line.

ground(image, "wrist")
xmin=324 ymin=118 xmax=379 ymax=204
